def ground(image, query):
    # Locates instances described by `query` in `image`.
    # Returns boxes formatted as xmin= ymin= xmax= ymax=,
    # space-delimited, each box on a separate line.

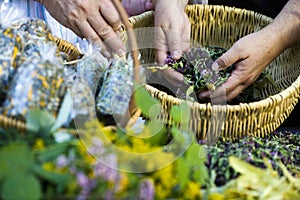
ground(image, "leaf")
xmin=145 ymin=120 xmax=167 ymax=146
xmin=229 ymin=156 xmax=264 ymax=175
xmin=26 ymin=109 xmax=56 ymax=135
xmin=0 ymin=144 xmax=34 ymax=175
xmin=176 ymin=158 xmax=190 ymax=189
xmin=193 ymin=164 xmax=209 ymax=185
xmin=32 ymin=165 xmax=73 ymax=192
xmin=51 ymin=91 xmax=73 ymax=131
xmin=185 ymin=143 xmax=206 ymax=166
xmin=170 ymin=102 xmax=190 ymax=128
xmin=35 ymin=142 xmax=71 ymax=163
xmin=1 ymin=173 xmax=41 ymax=200
xmin=170 ymin=105 xmax=182 ymax=123
xmin=134 ymin=85 xmax=160 ymax=117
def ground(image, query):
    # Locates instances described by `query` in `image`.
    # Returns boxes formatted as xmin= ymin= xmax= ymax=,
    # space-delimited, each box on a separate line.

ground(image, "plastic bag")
xmin=76 ymin=39 xmax=109 ymax=92
xmin=2 ymin=41 xmax=66 ymax=118
xmin=96 ymin=54 xmax=134 ymax=117
xmin=0 ymin=2 xmax=25 ymax=101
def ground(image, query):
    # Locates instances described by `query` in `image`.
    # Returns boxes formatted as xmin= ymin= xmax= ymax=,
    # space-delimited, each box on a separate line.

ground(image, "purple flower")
xmin=87 ymin=137 xmax=105 ymax=156
xmin=94 ymin=153 xmax=119 ymax=182
xmin=76 ymin=172 xmax=89 ymax=187
xmin=56 ymin=155 xmax=69 ymax=168
xmin=76 ymin=172 xmax=97 ymax=200
xmin=139 ymin=179 xmax=155 ymax=200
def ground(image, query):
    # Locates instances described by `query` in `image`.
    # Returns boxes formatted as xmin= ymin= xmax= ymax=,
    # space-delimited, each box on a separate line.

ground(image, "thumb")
xmin=212 ymin=46 xmax=243 ymax=71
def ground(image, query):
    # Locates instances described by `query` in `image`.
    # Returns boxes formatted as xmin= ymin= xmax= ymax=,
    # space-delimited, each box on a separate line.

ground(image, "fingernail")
xmin=212 ymin=61 xmax=219 ymax=71
xmin=199 ymin=91 xmax=209 ymax=98
xmin=172 ymin=51 xmax=180 ymax=59
xmin=117 ymin=49 xmax=125 ymax=57
xmin=103 ymin=51 xmax=111 ymax=58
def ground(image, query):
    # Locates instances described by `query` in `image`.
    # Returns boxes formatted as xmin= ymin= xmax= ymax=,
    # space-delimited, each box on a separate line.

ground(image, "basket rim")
xmin=129 ymin=4 xmax=300 ymax=111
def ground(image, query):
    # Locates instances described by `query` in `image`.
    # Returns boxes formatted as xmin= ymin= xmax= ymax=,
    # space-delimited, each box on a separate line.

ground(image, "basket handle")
xmin=112 ymin=0 xmax=140 ymax=82
xmin=112 ymin=0 xmax=141 ymax=127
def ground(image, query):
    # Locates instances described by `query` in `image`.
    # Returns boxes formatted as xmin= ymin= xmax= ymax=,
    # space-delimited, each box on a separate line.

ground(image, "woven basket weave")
xmin=128 ymin=5 xmax=300 ymax=140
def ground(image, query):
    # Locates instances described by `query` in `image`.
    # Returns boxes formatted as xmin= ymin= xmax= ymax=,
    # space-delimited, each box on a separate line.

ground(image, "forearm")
xmin=266 ymin=0 xmax=300 ymax=51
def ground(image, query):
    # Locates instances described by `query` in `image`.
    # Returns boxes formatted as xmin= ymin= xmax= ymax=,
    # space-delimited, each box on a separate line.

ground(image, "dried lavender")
xmin=204 ymin=131 xmax=300 ymax=186
xmin=96 ymin=55 xmax=134 ymax=117
xmin=165 ymin=46 xmax=277 ymax=103
xmin=77 ymin=40 xmax=108 ymax=92
xmin=165 ymin=47 xmax=234 ymax=96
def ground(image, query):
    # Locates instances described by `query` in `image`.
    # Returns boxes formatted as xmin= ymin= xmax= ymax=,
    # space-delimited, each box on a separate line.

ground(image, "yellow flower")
xmin=42 ymin=162 xmax=55 ymax=172
xmin=208 ymin=193 xmax=225 ymax=200
xmin=83 ymin=154 xmax=96 ymax=165
xmin=116 ymin=173 xmax=129 ymax=193
xmin=153 ymin=164 xmax=177 ymax=199
xmin=183 ymin=182 xmax=201 ymax=200
xmin=32 ymin=138 xmax=45 ymax=150
xmin=153 ymin=164 xmax=176 ymax=188
xmin=155 ymin=183 xmax=170 ymax=199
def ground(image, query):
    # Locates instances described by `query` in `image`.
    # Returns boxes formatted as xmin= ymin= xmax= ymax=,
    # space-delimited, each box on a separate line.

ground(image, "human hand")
xmin=153 ymin=0 xmax=190 ymax=85
xmin=199 ymin=28 xmax=284 ymax=101
xmin=122 ymin=0 xmax=154 ymax=16
xmin=41 ymin=0 xmax=125 ymax=57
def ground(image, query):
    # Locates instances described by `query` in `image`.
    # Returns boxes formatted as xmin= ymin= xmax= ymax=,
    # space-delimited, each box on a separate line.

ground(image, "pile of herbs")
xmin=203 ymin=131 xmax=300 ymax=186
xmin=164 ymin=47 xmax=279 ymax=104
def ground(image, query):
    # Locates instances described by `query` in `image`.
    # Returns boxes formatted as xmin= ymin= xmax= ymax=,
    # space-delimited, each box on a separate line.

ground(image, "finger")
xmin=182 ymin=32 xmax=190 ymax=52
xmin=182 ymin=15 xmax=191 ymax=52
xmin=76 ymin=20 xmax=111 ymax=57
xmin=100 ymin=0 xmax=122 ymax=32
xmin=155 ymin=28 xmax=168 ymax=64
xmin=161 ymin=69 xmax=184 ymax=86
xmin=165 ymin=26 xmax=183 ymax=59
xmin=213 ymin=44 xmax=244 ymax=71
xmin=87 ymin=13 xmax=125 ymax=56
xmin=226 ymin=85 xmax=245 ymax=101
xmin=215 ymin=70 xmax=246 ymax=98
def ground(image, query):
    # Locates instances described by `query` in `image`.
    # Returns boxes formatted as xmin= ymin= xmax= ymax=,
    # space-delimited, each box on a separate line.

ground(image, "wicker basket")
xmin=128 ymin=5 xmax=300 ymax=140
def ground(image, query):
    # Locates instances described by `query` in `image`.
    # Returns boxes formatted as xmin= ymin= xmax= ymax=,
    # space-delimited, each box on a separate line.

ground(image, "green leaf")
xmin=1 ymin=173 xmax=41 ymax=200
xmin=26 ymin=109 xmax=56 ymax=135
xmin=33 ymin=165 xmax=72 ymax=192
xmin=134 ymin=85 xmax=160 ymax=117
xmin=185 ymin=143 xmax=206 ymax=165
xmin=170 ymin=102 xmax=190 ymax=128
xmin=229 ymin=156 xmax=264 ymax=175
xmin=52 ymin=91 xmax=73 ymax=132
xmin=176 ymin=158 xmax=190 ymax=189
xmin=170 ymin=105 xmax=182 ymax=123
xmin=35 ymin=142 xmax=71 ymax=163
xmin=0 ymin=144 xmax=34 ymax=175
xmin=145 ymin=120 xmax=167 ymax=146
xmin=193 ymin=164 xmax=209 ymax=185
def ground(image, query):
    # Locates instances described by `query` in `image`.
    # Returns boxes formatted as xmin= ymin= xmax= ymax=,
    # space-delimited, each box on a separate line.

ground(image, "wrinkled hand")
xmin=122 ymin=0 xmax=154 ymax=16
xmin=199 ymin=28 xmax=284 ymax=101
xmin=153 ymin=0 xmax=190 ymax=85
xmin=41 ymin=0 xmax=125 ymax=57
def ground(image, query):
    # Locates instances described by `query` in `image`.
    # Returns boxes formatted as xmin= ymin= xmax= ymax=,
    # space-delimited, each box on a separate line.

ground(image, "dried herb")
xmin=96 ymin=55 xmax=134 ymax=117
xmin=211 ymin=156 xmax=300 ymax=200
xmin=204 ymin=131 xmax=300 ymax=186
xmin=165 ymin=47 xmax=279 ymax=103
xmin=2 ymin=42 xmax=66 ymax=119
xmin=0 ymin=28 xmax=22 ymax=103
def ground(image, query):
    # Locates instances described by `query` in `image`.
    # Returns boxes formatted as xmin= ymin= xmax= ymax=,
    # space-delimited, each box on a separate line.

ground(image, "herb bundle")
xmin=165 ymin=47 xmax=279 ymax=103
